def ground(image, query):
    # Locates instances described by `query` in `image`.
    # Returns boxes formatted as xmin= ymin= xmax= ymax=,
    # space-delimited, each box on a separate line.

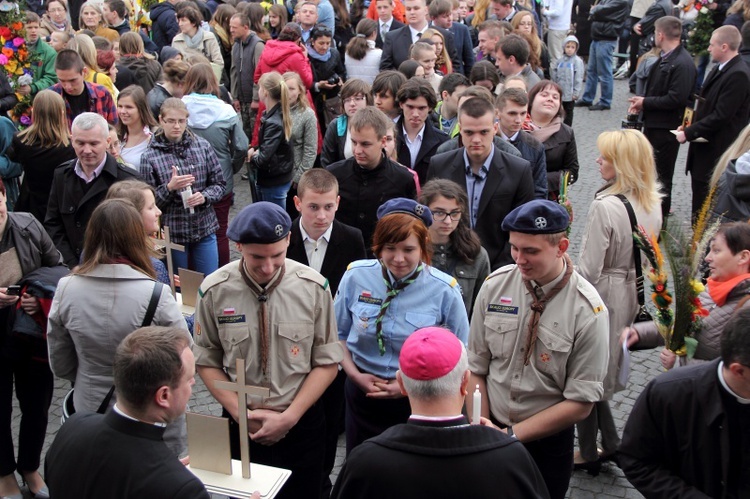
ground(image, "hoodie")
xmin=254 ymin=40 xmax=314 ymax=89
xmin=183 ymin=93 xmax=248 ymax=194
xmin=150 ymin=2 xmax=181 ymax=51
xmin=551 ymin=35 xmax=584 ymax=102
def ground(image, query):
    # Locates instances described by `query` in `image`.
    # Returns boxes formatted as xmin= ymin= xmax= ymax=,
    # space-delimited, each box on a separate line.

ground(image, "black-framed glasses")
xmin=433 ymin=210 xmax=462 ymax=221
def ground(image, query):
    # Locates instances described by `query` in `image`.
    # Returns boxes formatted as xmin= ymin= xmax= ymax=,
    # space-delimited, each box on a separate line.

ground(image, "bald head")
xmin=715 ymin=25 xmax=742 ymax=51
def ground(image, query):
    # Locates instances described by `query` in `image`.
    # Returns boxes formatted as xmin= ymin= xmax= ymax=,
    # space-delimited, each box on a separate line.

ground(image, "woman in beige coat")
xmin=171 ymin=6 xmax=224 ymax=83
xmin=574 ymin=129 xmax=663 ymax=473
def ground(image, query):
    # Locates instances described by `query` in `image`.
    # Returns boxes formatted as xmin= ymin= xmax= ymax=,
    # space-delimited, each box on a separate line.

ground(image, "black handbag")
xmin=616 ymin=195 xmax=653 ymax=325
xmin=62 ymin=282 xmax=164 ymax=423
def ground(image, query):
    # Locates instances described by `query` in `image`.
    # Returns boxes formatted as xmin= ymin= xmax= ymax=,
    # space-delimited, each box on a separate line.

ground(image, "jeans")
xmin=213 ymin=193 xmax=233 ymax=267
xmin=582 ymin=39 xmax=616 ymax=107
xmin=171 ymin=233 xmax=219 ymax=276
xmin=256 ymin=181 xmax=291 ymax=210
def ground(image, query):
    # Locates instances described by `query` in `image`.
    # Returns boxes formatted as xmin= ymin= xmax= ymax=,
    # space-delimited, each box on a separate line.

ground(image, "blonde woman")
xmin=421 ymin=28 xmax=452 ymax=75
xmin=67 ymin=34 xmax=117 ymax=97
xmin=511 ymin=11 xmax=548 ymax=76
xmin=78 ymin=3 xmax=119 ymax=42
xmin=282 ymin=71 xmax=319 ymax=216
xmin=10 ymin=91 xmax=77 ymax=222
xmin=119 ymin=32 xmax=164 ymax=95
xmin=575 ymin=129 xmax=663 ymax=473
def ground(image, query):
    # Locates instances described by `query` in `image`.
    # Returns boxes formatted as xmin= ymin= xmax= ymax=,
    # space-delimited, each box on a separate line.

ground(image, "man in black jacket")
xmin=44 ymin=113 xmax=137 ymax=268
xmin=149 ymin=0 xmax=181 ymax=52
xmin=628 ymin=16 xmax=696 ymax=219
xmin=577 ymin=0 xmax=628 ymax=110
xmin=619 ymin=307 xmax=750 ymax=498
xmin=327 ymin=107 xmax=418 ymax=256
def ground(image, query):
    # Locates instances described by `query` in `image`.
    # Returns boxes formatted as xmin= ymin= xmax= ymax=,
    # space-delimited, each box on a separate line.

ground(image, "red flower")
xmin=656 ymin=284 xmax=665 ymax=292
xmin=0 ymin=27 xmax=12 ymax=39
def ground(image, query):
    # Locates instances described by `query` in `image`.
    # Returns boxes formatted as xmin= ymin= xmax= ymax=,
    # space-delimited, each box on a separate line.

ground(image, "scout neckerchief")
xmin=239 ymin=259 xmax=286 ymax=376
xmin=521 ymin=254 xmax=574 ymax=366
xmin=374 ymin=263 xmax=423 ymax=355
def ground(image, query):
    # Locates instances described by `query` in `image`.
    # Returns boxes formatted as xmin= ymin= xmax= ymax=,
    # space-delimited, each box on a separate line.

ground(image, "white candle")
xmin=472 ymin=385 xmax=481 ymax=425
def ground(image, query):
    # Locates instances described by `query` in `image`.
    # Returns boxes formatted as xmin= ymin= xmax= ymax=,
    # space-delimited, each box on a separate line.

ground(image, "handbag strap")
xmin=615 ymin=194 xmax=645 ymax=308
xmin=96 ymin=282 xmax=164 ymax=415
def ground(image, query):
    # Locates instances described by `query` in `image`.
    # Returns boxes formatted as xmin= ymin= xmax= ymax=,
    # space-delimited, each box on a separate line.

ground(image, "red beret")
xmin=399 ymin=327 xmax=463 ymax=380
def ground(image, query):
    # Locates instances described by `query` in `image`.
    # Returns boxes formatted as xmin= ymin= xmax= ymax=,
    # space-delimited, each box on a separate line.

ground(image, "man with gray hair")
xmin=44 ymin=112 xmax=136 ymax=267
xmin=331 ymin=326 xmax=549 ymax=499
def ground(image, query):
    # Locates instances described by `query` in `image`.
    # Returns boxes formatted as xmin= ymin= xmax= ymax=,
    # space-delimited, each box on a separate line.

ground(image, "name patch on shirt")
xmin=217 ymin=314 xmax=246 ymax=324
xmin=487 ymin=304 xmax=519 ymax=315
xmin=358 ymin=295 xmax=383 ymax=306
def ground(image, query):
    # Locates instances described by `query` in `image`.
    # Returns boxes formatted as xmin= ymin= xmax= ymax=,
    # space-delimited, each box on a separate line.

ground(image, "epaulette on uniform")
xmin=576 ymin=279 xmax=606 ymax=315
xmin=297 ymin=267 xmax=329 ymax=290
xmin=484 ymin=263 xmax=516 ymax=281
xmin=198 ymin=268 xmax=231 ymax=298
xmin=428 ymin=266 xmax=459 ymax=288
xmin=346 ymin=259 xmax=378 ymax=271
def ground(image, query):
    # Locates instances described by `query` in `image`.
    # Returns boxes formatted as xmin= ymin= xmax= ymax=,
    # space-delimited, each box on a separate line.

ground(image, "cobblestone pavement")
xmin=9 ymin=78 xmax=693 ymax=498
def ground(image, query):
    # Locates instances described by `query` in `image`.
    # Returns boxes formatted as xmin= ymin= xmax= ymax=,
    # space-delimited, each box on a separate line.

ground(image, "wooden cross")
xmin=214 ymin=358 xmax=271 ymax=479
xmin=150 ymin=226 xmax=185 ymax=297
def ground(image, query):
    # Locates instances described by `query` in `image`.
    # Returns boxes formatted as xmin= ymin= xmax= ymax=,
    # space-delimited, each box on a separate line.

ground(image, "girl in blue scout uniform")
xmin=335 ymin=198 xmax=470 ymax=455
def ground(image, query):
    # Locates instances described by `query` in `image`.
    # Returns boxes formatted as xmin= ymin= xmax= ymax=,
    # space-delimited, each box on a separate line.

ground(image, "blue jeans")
xmin=581 ymin=39 xmax=616 ymax=107
xmin=256 ymin=181 xmax=291 ymax=210
xmin=171 ymin=233 xmax=219 ymax=276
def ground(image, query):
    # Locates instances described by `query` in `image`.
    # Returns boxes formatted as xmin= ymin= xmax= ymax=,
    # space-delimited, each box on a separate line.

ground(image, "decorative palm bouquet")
xmin=557 ymin=171 xmax=573 ymax=237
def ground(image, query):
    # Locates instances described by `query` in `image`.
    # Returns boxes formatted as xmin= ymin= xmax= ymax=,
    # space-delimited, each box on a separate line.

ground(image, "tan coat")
xmin=577 ymin=193 xmax=662 ymax=398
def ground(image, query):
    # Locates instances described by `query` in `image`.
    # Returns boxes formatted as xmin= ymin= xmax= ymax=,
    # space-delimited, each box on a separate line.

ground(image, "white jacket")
xmin=345 ymin=42 xmax=383 ymax=85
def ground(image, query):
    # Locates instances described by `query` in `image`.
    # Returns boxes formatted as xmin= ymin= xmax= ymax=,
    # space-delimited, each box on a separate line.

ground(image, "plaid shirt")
xmin=49 ymin=81 xmax=118 ymax=128
xmin=139 ymin=131 xmax=226 ymax=244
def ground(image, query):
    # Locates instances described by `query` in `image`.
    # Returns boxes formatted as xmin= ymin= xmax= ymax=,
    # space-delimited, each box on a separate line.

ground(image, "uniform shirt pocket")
xmin=218 ymin=323 xmax=251 ymax=371
xmin=485 ymin=316 xmax=518 ymax=360
xmin=535 ymin=323 xmax=573 ymax=376
xmin=404 ymin=312 xmax=439 ymax=330
xmin=277 ymin=322 xmax=314 ymax=374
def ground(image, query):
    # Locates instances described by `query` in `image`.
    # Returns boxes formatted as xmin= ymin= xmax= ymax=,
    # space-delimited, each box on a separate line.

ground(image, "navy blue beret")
xmin=377 ymin=198 xmax=433 ymax=227
xmin=227 ymin=202 xmax=292 ymax=244
xmin=501 ymin=200 xmax=569 ymax=234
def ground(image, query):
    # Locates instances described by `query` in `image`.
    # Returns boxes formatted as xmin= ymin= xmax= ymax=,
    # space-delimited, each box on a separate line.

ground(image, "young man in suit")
xmin=375 ymin=0 xmax=405 ymax=49
xmin=288 ymin=169 xmax=366 ymax=498
xmin=496 ymin=88 xmax=548 ymax=199
xmin=676 ymin=25 xmax=750 ymax=217
xmin=396 ymin=79 xmax=450 ymax=185
xmin=380 ymin=0 xmax=459 ymax=71
xmin=45 ymin=327 xmax=209 ymax=499
xmin=427 ymin=97 xmax=535 ymax=270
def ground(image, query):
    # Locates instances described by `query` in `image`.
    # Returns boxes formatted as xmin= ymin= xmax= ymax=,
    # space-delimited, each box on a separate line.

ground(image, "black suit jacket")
xmin=642 ymin=44 xmax=696 ymax=130
xmin=685 ymin=55 xmax=750 ymax=179
xmin=397 ymin=118 xmax=450 ymax=185
xmin=375 ymin=19 xmax=405 ymax=49
xmin=44 ymin=154 xmax=137 ymax=267
xmin=380 ymin=24 xmax=459 ymax=71
xmin=45 ymin=411 xmax=210 ymax=499
xmin=287 ymin=218 xmax=366 ymax=296
xmin=427 ymin=147 xmax=535 ymax=270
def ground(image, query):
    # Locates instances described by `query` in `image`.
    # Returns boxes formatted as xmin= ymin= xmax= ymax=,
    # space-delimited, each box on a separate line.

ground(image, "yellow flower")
xmin=691 ymin=280 xmax=705 ymax=294
xmin=5 ymin=59 xmax=17 ymax=74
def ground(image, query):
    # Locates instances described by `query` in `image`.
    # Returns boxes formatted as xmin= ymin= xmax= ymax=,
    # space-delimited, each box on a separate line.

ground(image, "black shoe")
xmin=573 ymin=460 xmax=602 ymax=477
xmin=589 ymin=103 xmax=611 ymax=111
xmin=574 ymin=100 xmax=593 ymax=107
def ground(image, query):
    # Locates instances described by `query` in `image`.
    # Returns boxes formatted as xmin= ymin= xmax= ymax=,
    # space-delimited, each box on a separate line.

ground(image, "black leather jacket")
xmin=590 ymin=0 xmax=628 ymax=41
xmin=251 ymin=103 xmax=294 ymax=187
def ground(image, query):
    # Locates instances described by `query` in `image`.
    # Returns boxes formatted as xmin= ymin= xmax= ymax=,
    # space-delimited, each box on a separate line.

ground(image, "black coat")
xmin=685 ymin=55 xmax=750 ymax=180
xmin=427 ymin=147 xmax=535 ymax=270
xmin=590 ymin=0 xmax=628 ymax=41
xmin=619 ymin=360 xmax=737 ymax=499
xmin=541 ymin=124 xmax=579 ymax=194
xmin=287 ymin=218 xmax=366 ymax=296
xmin=0 ymin=71 xmax=18 ymax=115
xmin=149 ymin=2 xmax=180 ymax=52
xmin=396 ymin=118 xmax=450 ymax=186
xmin=332 ymin=417 xmax=550 ymax=499
xmin=251 ymin=103 xmax=294 ymax=187
xmin=44 ymin=154 xmax=137 ymax=267
xmin=642 ymin=44 xmax=697 ymax=130
xmin=321 ymin=117 xmax=347 ymax=168
xmin=374 ymin=19 xmax=405 ymax=49
xmin=45 ymin=411 xmax=210 ymax=499
xmin=327 ymin=154 xmax=418 ymax=254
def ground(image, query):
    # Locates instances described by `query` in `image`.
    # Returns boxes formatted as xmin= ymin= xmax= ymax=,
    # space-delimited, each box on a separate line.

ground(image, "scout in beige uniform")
xmin=467 ymin=199 xmax=609 ymax=499
xmin=193 ymin=201 xmax=343 ymax=499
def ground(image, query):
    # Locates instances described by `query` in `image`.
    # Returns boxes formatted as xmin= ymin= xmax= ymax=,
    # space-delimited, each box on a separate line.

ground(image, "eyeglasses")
xmin=343 ymin=95 xmax=367 ymax=105
xmin=163 ymin=119 xmax=187 ymax=126
xmin=432 ymin=210 xmax=462 ymax=221
xmin=48 ymin=7 xmax=66 ymax=13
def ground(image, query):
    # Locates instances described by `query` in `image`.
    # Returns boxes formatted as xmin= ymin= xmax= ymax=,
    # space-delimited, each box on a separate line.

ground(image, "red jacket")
xmin=253 ymin=40 xmax=313 ymax=88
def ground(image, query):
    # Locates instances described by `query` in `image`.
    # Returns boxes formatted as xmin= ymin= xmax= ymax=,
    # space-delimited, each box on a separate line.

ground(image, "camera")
xmin=327 ymin=74 xmax=341 ymax=86
xmin=621 ymin=113 xmax=643 ymax=131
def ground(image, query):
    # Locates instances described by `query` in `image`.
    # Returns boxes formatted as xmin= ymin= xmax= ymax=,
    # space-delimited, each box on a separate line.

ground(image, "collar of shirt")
xmin=718 ymin=361 xmax=750 ymax=404
xmin=718 ymin=61 xmax=729 ymax=71
xmin=403 ymin=123 xmax=426 ymax=145
xmin=384 ymin=263 xmax=420 ymax=286
xmin=409 ymin=24 xmax=428 ymax=43
xmin=242 ymin=260 xmax=284 ymax=291
xmin=531 ymin=257 xmax=567 ymax=295
xmin=501 ymin=130 xmax=521 ymax=143
xmin=463 ymin=146 xmax=494 ymax=178
xmin=113 ymin=403 xmax=167 ymax=427
xmin=381 ymin=17 xmax=393 ymax=28
xmin=660 ymin=47 xmax=676 ymax=60
xmin=74 ymin=156 xmax=107 ymax=184
xmin=409 ymin=414 xmax=466 ymax=422
xmin=300 ymin=221 xmax=333 ymax=244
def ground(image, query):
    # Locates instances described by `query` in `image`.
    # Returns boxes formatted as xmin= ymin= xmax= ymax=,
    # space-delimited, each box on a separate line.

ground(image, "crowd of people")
xmin=1 ymin=0 xmax=750 ymax=497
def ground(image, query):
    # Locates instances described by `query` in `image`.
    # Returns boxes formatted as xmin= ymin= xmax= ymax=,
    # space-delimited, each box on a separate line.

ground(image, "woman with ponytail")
xmin=247 ymin=71 xmax=295 ymax=208
xmin=345 ymin=19 xmax=381 ymax=84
